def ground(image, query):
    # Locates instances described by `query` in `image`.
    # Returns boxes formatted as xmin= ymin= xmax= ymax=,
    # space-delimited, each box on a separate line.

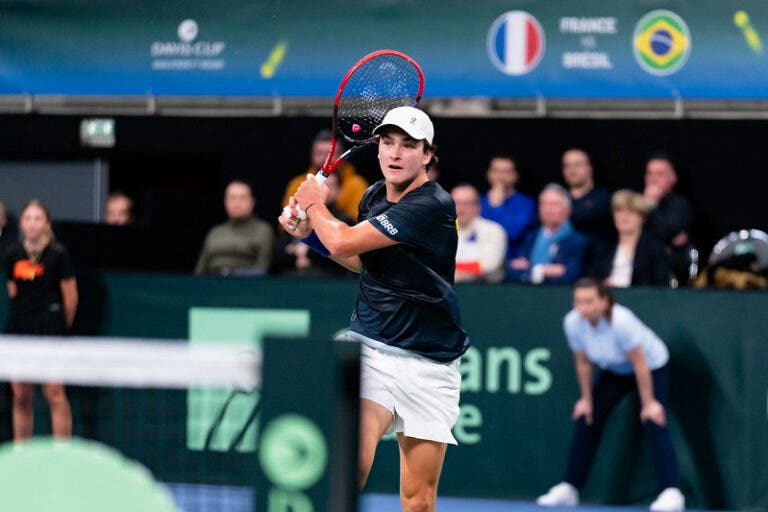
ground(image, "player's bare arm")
xmin=295 ymin=174 xmax=397 ymax=259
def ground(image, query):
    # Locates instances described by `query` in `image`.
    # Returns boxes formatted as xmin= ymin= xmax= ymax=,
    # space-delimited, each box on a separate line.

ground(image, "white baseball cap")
xmin=372 ymin=106 xmax=434 ymax=144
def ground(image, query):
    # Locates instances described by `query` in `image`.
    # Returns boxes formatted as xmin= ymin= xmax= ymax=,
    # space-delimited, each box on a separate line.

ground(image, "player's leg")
xmin=42 ymin=383 xmax=72 ymax=438
xmin=359 ymin=398 xmax=394 ymax=489
xmin=397 ymin=434 xmax=446 ymax=512
xmin=11 ymin=382 xmax=34 ymax=440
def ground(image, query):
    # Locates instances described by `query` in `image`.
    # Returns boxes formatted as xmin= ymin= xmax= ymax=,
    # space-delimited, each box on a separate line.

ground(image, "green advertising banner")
xmin=0 ymin=274 xmax=766 ymax=510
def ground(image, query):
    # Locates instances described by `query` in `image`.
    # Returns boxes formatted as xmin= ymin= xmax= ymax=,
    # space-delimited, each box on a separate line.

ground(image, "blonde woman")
xmin=4 ymin=200 xmax=77 ymax=440
xmin=585 ymin=190 xmax=669 ymax=287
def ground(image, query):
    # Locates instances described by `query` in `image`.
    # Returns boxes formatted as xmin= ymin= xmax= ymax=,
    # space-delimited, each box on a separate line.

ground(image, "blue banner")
xmin=0 ymin=1 xmax=765 ymax=99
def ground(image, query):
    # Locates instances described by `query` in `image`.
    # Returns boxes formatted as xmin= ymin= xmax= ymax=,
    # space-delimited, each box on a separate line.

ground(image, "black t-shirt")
xmin=4 ymin=241 xmax=74 ymax=318
xmin=349 ymin=180 xmax=469 ymax=362
xmin=571 ymin=187 xmax=613 ymax=242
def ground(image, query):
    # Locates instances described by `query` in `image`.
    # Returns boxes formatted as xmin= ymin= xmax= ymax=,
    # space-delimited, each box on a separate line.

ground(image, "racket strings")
xmin=336 ymin=53 xmax=421 ymax=144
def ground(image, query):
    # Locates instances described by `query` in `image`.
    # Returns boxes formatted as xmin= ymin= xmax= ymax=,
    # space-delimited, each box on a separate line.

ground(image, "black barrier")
xmin=257 ymin=338 xmax=359 ymax=512
xmin=0 ymin=274 xmax=765 ymax=510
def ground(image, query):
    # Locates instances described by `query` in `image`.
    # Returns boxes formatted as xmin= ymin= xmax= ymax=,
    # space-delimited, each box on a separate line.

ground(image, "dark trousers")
xmin=563 ymin=365 xmax=678 ymax=491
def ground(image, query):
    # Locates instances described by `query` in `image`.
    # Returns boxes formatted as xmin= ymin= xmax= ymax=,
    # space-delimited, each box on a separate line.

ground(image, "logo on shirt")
xmin=375 ymin=214 xmax=399 ymax=236
xmin=13 ymin=260 xmax=44 ymax=281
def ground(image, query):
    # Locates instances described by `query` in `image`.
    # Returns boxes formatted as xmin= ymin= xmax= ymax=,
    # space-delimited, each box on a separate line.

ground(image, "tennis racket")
xmin=283 ymin=49 xmax=424 ymax=229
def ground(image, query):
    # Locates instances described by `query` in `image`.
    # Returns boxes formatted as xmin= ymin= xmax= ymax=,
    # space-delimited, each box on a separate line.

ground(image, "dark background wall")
xmin=0 ymin=114 xmax=765 ymax=272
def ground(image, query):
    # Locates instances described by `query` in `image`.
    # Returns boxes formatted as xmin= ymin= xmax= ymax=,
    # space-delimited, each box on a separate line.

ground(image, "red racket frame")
xmin=319 ymin=49 xmax=425 ymax=179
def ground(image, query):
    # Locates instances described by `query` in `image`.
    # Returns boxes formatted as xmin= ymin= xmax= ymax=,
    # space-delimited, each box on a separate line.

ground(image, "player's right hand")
xmin=572 ymin=398 xmax=593 ymax=425
xmin=279 ymin=197 xmax=313 ymax=238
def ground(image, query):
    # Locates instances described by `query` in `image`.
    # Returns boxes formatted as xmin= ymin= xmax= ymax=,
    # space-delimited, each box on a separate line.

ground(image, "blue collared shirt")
xmin=564 ymin=304 xmax=669 ymax=375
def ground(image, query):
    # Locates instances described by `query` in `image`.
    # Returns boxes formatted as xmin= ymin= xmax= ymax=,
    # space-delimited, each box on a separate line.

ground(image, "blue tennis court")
xmin=362 ymin=494 xmax=728 ymax=512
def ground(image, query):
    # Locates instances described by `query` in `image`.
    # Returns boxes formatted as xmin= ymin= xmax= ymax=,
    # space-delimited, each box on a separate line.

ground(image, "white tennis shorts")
xmin=339 ymin=331 xmax=461 ymax=445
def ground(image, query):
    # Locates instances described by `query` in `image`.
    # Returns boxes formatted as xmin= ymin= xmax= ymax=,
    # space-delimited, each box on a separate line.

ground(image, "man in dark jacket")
xmin=642 ymin=153 xmax=695 ymax=285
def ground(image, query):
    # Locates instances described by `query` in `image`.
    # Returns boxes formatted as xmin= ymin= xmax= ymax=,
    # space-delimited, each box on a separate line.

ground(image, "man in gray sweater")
xmin=195 ymin=181 xmax=274 ymax=276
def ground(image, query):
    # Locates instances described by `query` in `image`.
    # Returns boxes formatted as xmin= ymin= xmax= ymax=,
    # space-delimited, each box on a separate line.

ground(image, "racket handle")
xmin=281 ymin=171 xmax=328 ymax=231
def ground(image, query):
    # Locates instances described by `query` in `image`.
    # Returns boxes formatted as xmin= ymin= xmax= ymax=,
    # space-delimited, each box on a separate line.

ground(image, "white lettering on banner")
xmin=151 ymin=19 xmax=227 ymax=72
xmin=559 ymin=17 xmax=617 ymax=34
xmin=152 ymin=59 xmax=225 ymax=71
xmin=459 ymin=345 xmax=552 ymax=395
xmin=375 ymin=214 xmax=399 ymax=236
xmin=558 ymin=16 xmax=618 ymax=71
xmin=151 ymin=41 xmax=226 ymax=58
xmin=562 ymin=51 xmax=613 ymax=69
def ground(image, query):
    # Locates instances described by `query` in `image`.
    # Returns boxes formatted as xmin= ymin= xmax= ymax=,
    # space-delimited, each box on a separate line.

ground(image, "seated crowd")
xmin=451 ymin=149 xmax=691 ymax=288
xmin=191 ymin=137 xmax=691 ymax=287
xmin=31 ymin=129 xmax=691 ymax=288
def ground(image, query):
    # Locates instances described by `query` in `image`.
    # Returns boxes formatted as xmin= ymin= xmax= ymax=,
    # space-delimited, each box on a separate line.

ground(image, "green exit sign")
xmin=80 ymin=118 xmax=115 ymax=147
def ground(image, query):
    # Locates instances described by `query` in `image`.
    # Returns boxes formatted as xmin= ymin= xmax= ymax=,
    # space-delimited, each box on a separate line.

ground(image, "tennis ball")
xmin=734 ymin=10 xmax=749 ymax=28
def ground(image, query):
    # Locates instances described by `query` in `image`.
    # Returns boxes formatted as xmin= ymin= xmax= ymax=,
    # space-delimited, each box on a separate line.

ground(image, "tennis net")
xmin=0 ymin=334 xmax=360 ymax=512
xmin=0 ymin=334 xmax=261 ymax=512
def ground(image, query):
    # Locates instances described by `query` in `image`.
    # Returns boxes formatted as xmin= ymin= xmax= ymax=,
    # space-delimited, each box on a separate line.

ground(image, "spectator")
xmin=271 ymin=172 xmax=353 ymax=278
xmin=4 ymin=199 xmax=77 ymax=441
xmin=507 ymin=184 xmax=587 ymax=284
xmin=452 ymin=184 xmax=507 ymax=283
xmin=105 ymin=191 xmax=134 ymax=225
xmin=195 ymin=181 xmax=274 ymax=276
xmin=480 ymin=155 xmax=535 ymax=259
xmin=642 ymin=153 xmax=695 ymax=285
xmin=585 ymin=190 xmax=669 ymax=287
xmin=562 ymin=149 xmax=612 ymax=242
xmin=282 ymin=129 xmax=369 ymax=220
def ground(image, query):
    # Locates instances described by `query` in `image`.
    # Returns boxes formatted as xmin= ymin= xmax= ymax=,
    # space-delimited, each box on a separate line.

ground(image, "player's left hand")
xmin=279 ymin=196 xmax=313 ymax=238
xmin=640 ymin=399 xmax=667 ymax=426
xmin=294 ymin=174 xmax=329 ymax=216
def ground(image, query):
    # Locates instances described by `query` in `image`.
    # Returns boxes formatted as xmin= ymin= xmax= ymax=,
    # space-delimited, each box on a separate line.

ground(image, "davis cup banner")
xmin=0 ymin=0 xmax=765 ymax=99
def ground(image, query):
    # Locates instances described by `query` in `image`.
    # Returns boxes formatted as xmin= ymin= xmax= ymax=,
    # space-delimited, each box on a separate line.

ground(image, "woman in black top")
xmin=585 ymin=190 xmax=669 ymax=287
xmin=4 ymin=200 xmax=78 ymax=440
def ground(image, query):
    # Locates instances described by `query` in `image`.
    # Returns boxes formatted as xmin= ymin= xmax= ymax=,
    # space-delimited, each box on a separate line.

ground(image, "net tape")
xmin=0 ymin=335 xmax=261 ymax=391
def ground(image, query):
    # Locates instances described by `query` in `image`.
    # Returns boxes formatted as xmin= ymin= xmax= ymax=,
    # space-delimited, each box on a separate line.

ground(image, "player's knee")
xmin=13 ymin=393 xmax=33 ymax=410
xmin=400 ymin=486 xmax=437 ymax=512
xmin=12 ymin=387 xmax=33 ymax=409
xmin=400 ymin=494 xmax=434 ymax=512
xmin=43 ymin=386 xmax=67 ymax=405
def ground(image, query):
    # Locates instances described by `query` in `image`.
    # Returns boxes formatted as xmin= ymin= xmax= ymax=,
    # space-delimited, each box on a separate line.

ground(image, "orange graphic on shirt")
xmin=13 ymin=260 xmax=44 ymax=281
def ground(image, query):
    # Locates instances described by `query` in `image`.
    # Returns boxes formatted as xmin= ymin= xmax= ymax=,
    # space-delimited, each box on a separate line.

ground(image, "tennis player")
xmin=537 ymin=277 xmax=684 ymax=511
xmin=279 ymin=106 xmax=468 ymax=512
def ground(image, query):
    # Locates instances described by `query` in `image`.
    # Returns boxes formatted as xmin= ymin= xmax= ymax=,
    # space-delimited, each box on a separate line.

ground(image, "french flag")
xmin=489 ymin=11 xmax=545 ymax=75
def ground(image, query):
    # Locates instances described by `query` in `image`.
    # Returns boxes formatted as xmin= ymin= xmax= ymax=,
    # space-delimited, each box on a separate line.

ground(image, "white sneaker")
xmin=537 ymin=482 xmax=579 ymax=507
xmin=650 ymin=487 xmax=685 ymax=512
